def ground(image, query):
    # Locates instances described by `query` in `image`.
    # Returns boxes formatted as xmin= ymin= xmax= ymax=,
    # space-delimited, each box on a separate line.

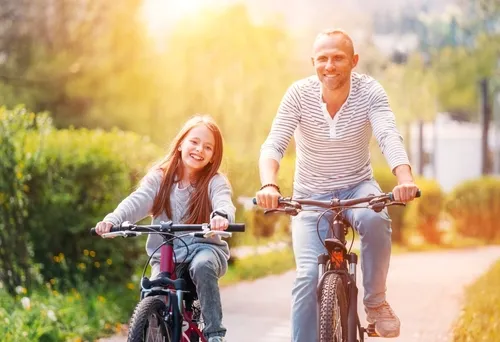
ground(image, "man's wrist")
xmin=394 ymin=164 xmax=414 ymax=184
xmin=260 ymin=183 xmax=281 ymax=193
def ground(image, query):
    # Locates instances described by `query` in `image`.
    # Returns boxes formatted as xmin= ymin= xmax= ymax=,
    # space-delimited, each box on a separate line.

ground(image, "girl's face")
xmin=179 ymin=124 xmax=215 ymax=178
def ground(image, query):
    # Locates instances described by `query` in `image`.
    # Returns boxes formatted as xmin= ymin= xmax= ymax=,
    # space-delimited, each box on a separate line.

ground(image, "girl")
xmin=94 ymin=115 xmax=235 ymax=342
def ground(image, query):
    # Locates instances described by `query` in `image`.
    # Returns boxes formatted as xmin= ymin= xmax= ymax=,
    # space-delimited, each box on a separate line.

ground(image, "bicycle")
xmin=254 ymin=189 xmax=420 ymax=342
xmin=90 ymin=220 xmax=245 ymax=342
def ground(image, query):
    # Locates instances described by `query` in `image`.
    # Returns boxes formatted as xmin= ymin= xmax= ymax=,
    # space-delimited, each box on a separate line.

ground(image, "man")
xmin=255 ymin=29 xmax=419 ymax=341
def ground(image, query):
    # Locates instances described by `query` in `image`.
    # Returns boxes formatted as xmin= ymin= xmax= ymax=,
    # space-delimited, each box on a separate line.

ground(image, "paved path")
xmin=99 ymin=246 xmax=500 ymax=342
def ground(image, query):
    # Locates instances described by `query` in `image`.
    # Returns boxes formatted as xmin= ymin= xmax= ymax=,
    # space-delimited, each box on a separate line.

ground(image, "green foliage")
xmin=0 ymin=106 xmax=51 ymax=296
xmin=372 ymin=166 xmax=406 ymax=243
xmin=403 ymin=178 xmax=445 ymax=244
xmin=220 ymin=247 xmax=295 ymax=286
xmin=24 ymin=127 xmax=162 ymax=289
xmin=0 ymin=282 xmax=137 ymax=342
xmin=453 ymin=259 xmax=500 ymax=342
xmin=445 ymin=177 xmax=500 ymax=242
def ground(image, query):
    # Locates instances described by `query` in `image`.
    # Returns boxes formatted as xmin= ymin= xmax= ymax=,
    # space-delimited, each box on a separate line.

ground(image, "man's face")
xmin=311 ymin=33 xmax=359 ymax=92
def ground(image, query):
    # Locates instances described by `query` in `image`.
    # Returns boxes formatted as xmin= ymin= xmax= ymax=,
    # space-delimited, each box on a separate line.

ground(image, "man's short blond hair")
xmin=313 ymin=28 xmax=355 ymax=55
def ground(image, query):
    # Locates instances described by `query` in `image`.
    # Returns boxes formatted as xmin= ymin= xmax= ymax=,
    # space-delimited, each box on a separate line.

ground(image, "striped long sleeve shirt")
xmin=260 ymin=72 xmax=410 ymax=196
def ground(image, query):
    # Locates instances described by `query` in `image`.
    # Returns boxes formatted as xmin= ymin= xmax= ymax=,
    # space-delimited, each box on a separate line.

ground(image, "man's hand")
xmin=255 ymin=185 xmax=281 ymax=209
xmin=392 ymin=164 xmax=419 ymax=202
xmin=392 ymin=182 xmax=419 ymax=202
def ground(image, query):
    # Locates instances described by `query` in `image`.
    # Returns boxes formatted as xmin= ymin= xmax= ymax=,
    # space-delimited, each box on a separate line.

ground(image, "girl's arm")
xmin=209 ymin=173 xmax=236 ymax=223
xmin=103 ymin=169 xmax=163 ymax=225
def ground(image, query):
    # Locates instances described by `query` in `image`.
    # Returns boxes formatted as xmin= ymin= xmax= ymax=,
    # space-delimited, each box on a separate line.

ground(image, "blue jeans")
xmin=151 ymin=248 xmax=226 ymax=338
xmin=291 ymin=178 xmax=392 ymax=342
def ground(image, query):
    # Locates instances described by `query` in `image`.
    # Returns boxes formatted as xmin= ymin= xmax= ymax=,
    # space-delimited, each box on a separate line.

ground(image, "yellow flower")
xmin=106 ymin=259 xmax=112 ymax=265
xmin=50 ymin=278 xmax=56 ymax=285
xmin=58 ymin=253 xmax=65 ymax=261
xmin=53 ymin=256 xmax=60 ymax=263
xmin=52 ymin=290 xmax=59 ymax=296
xmin=78 ymin=263 xmax=86 ymax=270
xmin=97 ymin=296 xmax=106 ymax=303
xmin=83 ymin=249 xmax=89 ymax=256
xmin=94 ymin=261 xmax=100 ymax=268
xmin=127 ymin=282 xmax=135 ymax=290
xmin=90 ymin=251 xmax=96 ymax=258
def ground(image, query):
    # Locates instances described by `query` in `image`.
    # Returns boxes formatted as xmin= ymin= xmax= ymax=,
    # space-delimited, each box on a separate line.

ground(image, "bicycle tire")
xmin=127 ymin=295 xmax=176 ymax=342
xmin=319 ymin=272 xmax=348 ymax=342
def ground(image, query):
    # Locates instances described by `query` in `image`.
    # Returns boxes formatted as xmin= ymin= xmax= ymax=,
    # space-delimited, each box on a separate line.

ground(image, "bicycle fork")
xmin=318 ymin=249 xmax=362 ymax=342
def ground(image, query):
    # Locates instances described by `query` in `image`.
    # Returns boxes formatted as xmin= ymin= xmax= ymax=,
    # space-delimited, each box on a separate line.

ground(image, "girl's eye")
xmin=205 ymin=146 xmax=212 ymax=151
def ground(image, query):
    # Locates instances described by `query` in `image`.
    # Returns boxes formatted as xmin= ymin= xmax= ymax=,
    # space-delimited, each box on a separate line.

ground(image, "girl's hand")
xmin=210 ymin=215 xmax=229 ymax=231
xmin=94 ymin=221 xmax=114 ymax=236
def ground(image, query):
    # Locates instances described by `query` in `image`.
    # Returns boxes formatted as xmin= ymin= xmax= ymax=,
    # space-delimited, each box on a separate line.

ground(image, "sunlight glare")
xmin=141 ymin=0 xmax=221 ymax=36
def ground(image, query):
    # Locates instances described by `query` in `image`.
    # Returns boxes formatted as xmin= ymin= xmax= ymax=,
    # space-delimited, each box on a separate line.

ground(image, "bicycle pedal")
xmin=365 ymin=323 xmax=380 ymax=337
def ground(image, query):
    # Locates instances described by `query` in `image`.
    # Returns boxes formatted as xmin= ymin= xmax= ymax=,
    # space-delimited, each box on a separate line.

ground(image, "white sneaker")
xmin=208 ymin=336 xmax=226 ymax=342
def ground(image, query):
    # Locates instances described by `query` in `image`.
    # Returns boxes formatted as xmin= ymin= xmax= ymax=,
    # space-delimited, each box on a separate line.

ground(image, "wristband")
xmin=260 ymin=183 xmax=281 ymax=193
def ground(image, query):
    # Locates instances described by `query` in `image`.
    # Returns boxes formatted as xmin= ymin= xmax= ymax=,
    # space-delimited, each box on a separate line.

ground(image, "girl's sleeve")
xmin=209 ymin=173 xmax=236 ymax=223
xmin=102 ymin=169 xmax=163 ymax=225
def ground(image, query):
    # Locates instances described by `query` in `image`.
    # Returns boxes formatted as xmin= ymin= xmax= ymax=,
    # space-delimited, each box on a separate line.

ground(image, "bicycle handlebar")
xmin=90 ymin=221 xmax=245 ymax=236
xmin=251 ymin=189 xmax=421 ymax=210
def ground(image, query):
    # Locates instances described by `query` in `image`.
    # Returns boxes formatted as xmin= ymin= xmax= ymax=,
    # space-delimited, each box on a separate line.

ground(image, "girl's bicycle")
xmin=255 ymin=189 xmax=420 ymax=342
xmin=91 ymin=220 xmax=245 ymax=342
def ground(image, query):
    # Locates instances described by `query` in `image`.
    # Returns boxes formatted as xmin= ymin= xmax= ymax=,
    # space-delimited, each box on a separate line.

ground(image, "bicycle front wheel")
xmin=127 ymin=295 xmax=176 ymax=342
xmin=319 ymin=272 xmax=348 ymax=342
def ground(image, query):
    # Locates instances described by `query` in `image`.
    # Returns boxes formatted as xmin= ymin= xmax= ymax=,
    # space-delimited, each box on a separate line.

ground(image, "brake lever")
xmin=387 ymin=202 xmax=406 ymax=207
xmin=102 ymin=231 xmax=142 ymax=238
xmin=264 ymin=207 xmax=299 ymax=216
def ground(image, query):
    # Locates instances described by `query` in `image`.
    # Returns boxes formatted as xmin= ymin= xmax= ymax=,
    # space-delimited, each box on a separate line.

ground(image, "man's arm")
xmin=257 ymin=82 xmax=302 ymax=208
xmin=367 ymin=80 xmax=418 ymax=202
xmin=394 ymin=164 xmax=414 ymax=185
xmin=259 ymin=158 xmax=280 ymax=187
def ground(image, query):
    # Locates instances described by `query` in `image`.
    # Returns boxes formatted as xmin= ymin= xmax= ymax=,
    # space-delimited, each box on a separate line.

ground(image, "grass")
xmin=452 ymin=259 xmax=500 ymax=342
xmin=0 ymin=282 xmax=137 ymax=342
xmin=220 ymin=247 xmax=296 ymax=287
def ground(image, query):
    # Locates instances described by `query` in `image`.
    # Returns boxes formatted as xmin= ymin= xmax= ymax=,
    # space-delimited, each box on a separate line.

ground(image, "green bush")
xmin=0 ymin=106 xmax=51 ymax=295
xmin=403 ymin=178 xmax=444 ymax=244
xmin=373 ymin=166 xmax=405 ymax=243
xmin=446 ymin=177 xmax=500 ymax=242
xmin=223 ymin=150 xmax=295 ymax=246
xmin=23 ymin=127 xmax=163 ymax=289
xmin=0 ymin=281 xmax=137 ymax=342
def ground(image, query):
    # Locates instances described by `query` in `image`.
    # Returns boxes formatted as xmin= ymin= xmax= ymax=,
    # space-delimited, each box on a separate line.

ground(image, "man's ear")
xmin=352 ymin=54 xmax=359 ymax=68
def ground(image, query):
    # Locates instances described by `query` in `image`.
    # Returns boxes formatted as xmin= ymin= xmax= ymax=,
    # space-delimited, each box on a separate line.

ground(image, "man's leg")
xmin=340 ymin=178 xmax=400 ymax=337
xmin=291 ymin=192 xmax=333 ymax=342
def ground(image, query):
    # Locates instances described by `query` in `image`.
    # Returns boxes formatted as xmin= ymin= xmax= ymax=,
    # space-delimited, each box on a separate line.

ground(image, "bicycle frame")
xmin=316 ymin=208 xmax=364 ymax=342
xmin=148 ymin=231 xmax=206 ymax=342
xmin=91 ymin=221 xmax=245 ymax=342
xmin=255 ymin=189 xmax=420 ymax=342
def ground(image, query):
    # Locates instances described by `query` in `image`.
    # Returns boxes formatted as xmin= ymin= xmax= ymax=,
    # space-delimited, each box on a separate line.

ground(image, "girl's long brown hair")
xmin=150 ymin=115 xmax=224 ymax=224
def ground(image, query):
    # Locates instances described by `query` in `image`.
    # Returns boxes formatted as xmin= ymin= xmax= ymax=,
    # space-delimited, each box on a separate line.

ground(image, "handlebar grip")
xmin=388 ymin=189 xmax=421 ymax=201
xmin=226 ymin=223 xmax=245 ymax=232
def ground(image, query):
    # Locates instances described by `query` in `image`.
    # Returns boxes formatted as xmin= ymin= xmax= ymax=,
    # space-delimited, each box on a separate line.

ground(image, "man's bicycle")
xmin=255 ymin=190 xmax=420 ymax=342
xmin=90 ymin=220 xmax=245 ymax=342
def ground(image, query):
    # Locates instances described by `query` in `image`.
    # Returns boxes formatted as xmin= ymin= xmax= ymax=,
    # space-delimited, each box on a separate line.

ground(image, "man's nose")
xmin=325 ymin=60 xmax=335 ymax=71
